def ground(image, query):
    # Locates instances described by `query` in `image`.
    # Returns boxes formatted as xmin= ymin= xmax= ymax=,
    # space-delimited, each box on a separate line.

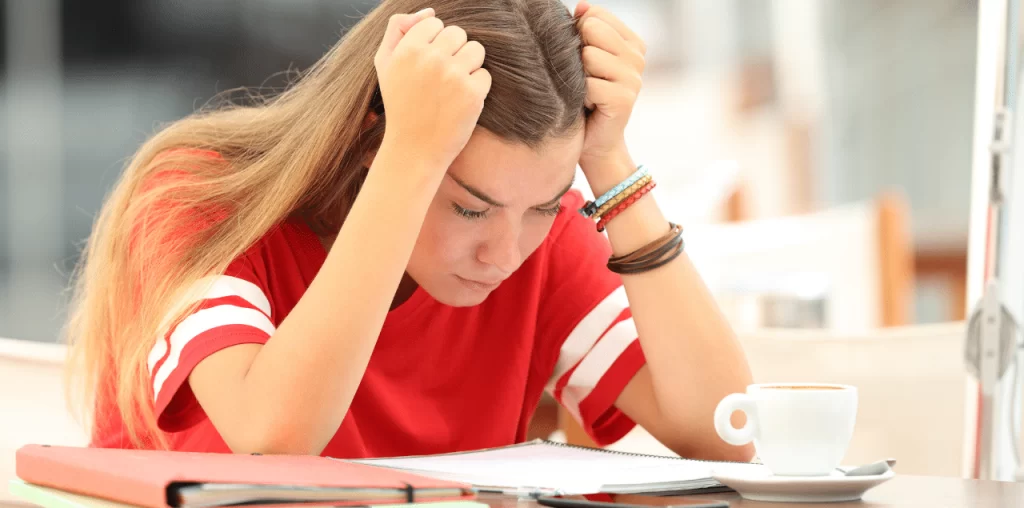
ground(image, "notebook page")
xmin=350 ymin=441 xmax=732 ymax=494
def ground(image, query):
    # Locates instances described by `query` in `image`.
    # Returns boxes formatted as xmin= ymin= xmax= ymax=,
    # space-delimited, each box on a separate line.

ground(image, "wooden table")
xmin=479 ymin=475 xmax=1024 ymax=508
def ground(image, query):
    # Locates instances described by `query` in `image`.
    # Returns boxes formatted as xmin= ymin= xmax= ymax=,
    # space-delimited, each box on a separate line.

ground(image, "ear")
xmin=362 ymin=110 xmax=379 ymax=131
xmin=361 ymin=148 xmax=378 ymax=169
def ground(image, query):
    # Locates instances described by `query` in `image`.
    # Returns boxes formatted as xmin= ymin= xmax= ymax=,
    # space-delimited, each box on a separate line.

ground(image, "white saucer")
xmin=711 ymin=466 xmax=896 ymax=503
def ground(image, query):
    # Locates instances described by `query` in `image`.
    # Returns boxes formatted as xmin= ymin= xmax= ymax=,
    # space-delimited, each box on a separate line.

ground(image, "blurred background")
xmin=0 ymin=0 xmax=979 ymax=342
xmin=5 ymin=0 xmax=1018 ymax=490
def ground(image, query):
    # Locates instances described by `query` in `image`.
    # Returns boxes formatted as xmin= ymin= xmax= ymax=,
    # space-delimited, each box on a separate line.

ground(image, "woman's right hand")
xmin=374 ymin=9 xmax=491 ymax=170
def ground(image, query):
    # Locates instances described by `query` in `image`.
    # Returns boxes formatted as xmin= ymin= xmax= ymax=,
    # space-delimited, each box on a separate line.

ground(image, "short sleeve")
xmin=538 ymin=191 xmax=647 ymax=446
xmin=146 ymin=253 xmax=275 ymax=432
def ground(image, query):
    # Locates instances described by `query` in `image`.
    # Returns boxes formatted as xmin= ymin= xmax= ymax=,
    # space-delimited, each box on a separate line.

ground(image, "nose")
xmin=477 ymin=218 xmax=522 ymax=275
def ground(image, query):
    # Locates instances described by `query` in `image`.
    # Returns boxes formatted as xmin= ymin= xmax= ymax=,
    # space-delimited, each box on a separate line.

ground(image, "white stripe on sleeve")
xmin=152 ymin=304 xmax=276 ymax=400
xmin=559 ymin=317 xmax=638 ymax=423
xmin=201 ymin=276 xmax=272 ymax=317
xmin=147 ymin=337 xmax=169 ymax=374
xmin=149 ymin=275 xmax=273 ymax=378
xmin=545 ymin=286 xmax=629 ymax=394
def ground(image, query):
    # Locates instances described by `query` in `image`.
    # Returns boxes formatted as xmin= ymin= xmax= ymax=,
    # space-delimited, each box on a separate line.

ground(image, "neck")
xmin=391 ymin=273 xmax=419 ymax=310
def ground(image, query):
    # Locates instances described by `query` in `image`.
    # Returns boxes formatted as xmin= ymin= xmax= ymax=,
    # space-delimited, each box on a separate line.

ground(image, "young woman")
xmin=68 ymin=0 xmax=754 ymax=462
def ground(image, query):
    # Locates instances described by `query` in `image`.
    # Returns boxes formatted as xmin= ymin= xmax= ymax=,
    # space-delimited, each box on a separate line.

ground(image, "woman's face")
xmin=407 ymin=126 xmax=585 ymax=307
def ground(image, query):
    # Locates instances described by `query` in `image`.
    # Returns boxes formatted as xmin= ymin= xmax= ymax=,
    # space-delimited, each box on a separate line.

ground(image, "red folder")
xmin=16 ymin=445 xmax=475 ymax=508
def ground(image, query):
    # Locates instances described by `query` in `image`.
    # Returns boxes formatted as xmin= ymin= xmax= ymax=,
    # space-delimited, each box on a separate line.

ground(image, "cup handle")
xmin=714 ymin=393 xmax=758 ymax=446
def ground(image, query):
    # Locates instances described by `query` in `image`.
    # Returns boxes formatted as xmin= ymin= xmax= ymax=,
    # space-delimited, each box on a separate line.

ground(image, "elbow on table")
xmin=223 ymin=421 xmax=329 ymax=456
xmin=713 ymin=442 xmax=756 ymax=463
xmin=671 ymin=439 xmax=756 ymax=464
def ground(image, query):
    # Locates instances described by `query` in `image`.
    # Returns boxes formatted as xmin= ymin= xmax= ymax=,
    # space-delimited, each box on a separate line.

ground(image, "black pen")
xmin=536 ymin=496 xmax=729 ymax=508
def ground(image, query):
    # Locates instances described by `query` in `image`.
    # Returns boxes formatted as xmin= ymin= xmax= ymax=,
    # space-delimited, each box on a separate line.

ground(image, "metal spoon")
xmin=839 ymin=458 xmax=897 ymax=476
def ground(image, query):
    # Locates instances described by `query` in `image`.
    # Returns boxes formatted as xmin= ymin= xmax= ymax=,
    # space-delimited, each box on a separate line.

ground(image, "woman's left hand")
xmin=574 ymin=1 xmax=646 ymax=182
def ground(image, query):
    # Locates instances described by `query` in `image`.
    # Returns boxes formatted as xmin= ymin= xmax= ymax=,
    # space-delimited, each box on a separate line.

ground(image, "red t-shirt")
xmin=92 ymin=189 xmax=647 ymax=458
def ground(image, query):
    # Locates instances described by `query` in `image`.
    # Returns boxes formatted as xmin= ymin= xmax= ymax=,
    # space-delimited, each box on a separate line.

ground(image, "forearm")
xmin=240 ymin=141 xmax=443 ymax=453
xmin=589 ymin=155 xmax=753 ymax=458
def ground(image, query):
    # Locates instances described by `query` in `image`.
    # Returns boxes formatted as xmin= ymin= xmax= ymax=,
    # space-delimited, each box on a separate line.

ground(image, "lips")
xmin=470 ymin=278 xmax=503 ymax=285
xmin=456 ymin=275 xmax=503 ymax=291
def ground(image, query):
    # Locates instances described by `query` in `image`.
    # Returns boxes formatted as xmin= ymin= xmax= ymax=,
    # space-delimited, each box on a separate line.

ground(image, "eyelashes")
xmin=536 ymin=203 xmax=563 ymax=217
xmin=451 ymin=203 xmax=562 ymax=220
xmin=451 ymin=203 xmax=488 ymax=219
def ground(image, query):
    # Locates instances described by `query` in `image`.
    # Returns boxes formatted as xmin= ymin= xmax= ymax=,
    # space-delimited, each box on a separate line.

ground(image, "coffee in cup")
xmin=713 ymin=383 xmax=857 ymax=476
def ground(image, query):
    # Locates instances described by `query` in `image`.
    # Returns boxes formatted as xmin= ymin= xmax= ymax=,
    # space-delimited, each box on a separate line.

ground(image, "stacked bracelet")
xmin=579 ymin=165 xmax=649 ymax=218
xmin=592 ymin=174 xmax=653 ymax=219
xmin=607 ymin=222 xmax=685 ymax=274
xmin=596 ymin=180 xmax=656 ymax=232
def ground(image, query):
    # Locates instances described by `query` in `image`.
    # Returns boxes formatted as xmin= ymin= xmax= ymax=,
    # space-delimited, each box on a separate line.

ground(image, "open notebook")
xmin=350 ymin=440 xmax=763 ymax=496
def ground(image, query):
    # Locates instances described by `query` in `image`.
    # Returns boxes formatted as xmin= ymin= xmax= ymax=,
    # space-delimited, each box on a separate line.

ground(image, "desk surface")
xmin=4 ymin=475 xmax=1024 ymax=508
xmin=480 ymin=475 xmax=1024 ymax=508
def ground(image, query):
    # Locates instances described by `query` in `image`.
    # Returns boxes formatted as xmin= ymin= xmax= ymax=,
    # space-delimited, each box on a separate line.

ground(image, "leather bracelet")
xmin=592 ymin=175 xmax=653 ymax=219
xmin=609 ymin=234 xmax=683 ymax=272
xmin=596 ymin=181 xmax=656 ymax=232
xmin=608 ymin=223 xmax=682 ymax=264
xmin=611 ymin=239 xmax=685 ymax=274
xmin=607 ymin=222 xmax=685 ymax=275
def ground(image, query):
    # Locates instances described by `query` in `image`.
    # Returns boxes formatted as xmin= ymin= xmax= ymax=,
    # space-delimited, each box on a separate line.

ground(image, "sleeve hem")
xmin=155 ymin=328 xmax=271 ymax=432
xmin=576 ymin=339 xmax=646 ymax=446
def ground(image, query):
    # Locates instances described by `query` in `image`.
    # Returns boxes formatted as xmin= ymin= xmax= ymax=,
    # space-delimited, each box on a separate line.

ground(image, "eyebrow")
xmin=448 ymin=173 xmax=575 ymax=208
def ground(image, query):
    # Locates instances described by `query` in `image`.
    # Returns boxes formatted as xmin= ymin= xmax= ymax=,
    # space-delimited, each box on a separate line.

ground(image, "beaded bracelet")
xmin=596 ymin=180 xmax=656 ymax=232
xmin=579 ymin=165 xmax=649 ymax=217
xmin=592 ymin=174 xmax=653 ymax=219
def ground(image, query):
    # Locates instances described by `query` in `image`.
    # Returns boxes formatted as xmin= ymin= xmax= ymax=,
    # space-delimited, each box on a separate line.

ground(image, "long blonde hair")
xmin=66 ymin=0 xmax=587 ymax=448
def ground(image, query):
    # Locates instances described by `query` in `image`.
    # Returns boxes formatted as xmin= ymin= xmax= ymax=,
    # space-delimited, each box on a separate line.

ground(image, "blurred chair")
xmin=557 ymin=195 xmax=916 ymax=450
xmin=684 ymin=192 xmax=914 ymax=331
xmin=731 ymin=322 xmax=968 ymax=476
xmin=561 ymin=321 xmax=969 ymax=478
xmin=0 ymin=337 xmax=86 ymax=504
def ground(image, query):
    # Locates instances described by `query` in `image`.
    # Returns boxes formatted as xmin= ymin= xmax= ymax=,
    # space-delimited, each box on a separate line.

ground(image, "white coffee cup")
xmin=714 ymin=383 xmax=858 ymax=476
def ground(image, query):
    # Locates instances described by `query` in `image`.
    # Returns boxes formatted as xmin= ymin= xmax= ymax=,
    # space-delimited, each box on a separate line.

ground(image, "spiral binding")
xmin=538 ymin=439 xmax=753 ymax=466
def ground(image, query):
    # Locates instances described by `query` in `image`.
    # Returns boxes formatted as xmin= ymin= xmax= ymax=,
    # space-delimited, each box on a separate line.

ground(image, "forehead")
xmin=447 ymin=127 xmax=584 ymax=201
